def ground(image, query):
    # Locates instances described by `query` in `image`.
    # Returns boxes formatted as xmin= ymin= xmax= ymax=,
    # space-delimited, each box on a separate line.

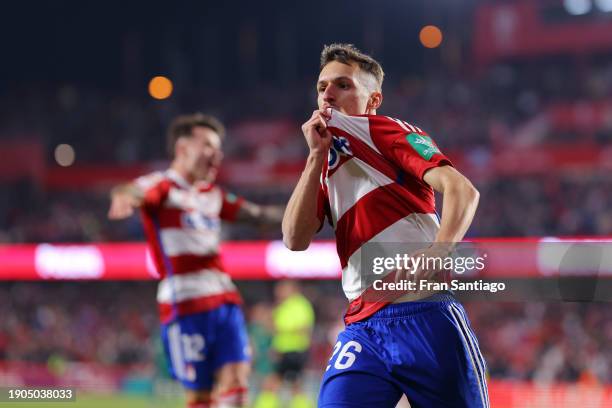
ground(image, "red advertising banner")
xmin=0 ymin=238 xmax=610 ymax=281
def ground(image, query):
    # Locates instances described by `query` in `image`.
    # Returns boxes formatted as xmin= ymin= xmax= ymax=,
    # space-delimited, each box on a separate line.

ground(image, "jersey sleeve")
xmin=389 ymin=133 xmax=452 ymax=180
xmin=135 ymin=172 xmax=171 ymax=212
xmin=370 ymin=116 xmax=452 ymax=181
xmin=219 ymin=190 xmax=245 ymax=221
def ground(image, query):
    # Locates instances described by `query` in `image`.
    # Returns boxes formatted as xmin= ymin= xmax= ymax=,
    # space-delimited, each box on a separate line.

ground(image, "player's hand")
xmin=302 ymin=108 xmax=333 ymax=156
xmin=410 ymin=244 xmax=454 ymax=285
xmin=108 ymin=191 xmax=139 ymax=220
xmin=393 ymin=244 xmax=454 ymax=289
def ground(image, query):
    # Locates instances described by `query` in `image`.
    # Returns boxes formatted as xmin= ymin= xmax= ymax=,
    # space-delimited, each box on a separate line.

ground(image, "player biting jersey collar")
xmin=283 ymin=43 xmax=489 ymax=408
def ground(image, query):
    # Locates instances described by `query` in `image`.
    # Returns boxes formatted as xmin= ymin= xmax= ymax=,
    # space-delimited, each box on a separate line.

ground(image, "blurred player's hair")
xmin=320 ymin=43 xmax=384 ymax=91
xmin=167 ymin=112 xmax=226 ymax=158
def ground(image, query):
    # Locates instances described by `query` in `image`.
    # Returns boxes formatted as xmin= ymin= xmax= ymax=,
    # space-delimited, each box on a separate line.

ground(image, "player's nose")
xmin=322 ymin=92 xmax=336 ymax=106
xmin=322 ymin=84 xmax=336 ymax=101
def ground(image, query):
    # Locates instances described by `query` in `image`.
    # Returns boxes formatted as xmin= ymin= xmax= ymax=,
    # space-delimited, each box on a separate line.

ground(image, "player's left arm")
xmin=235 ymin=200 xmax=285 ymax=225
xmin=423 ymin=165 xmax=479 ymax=246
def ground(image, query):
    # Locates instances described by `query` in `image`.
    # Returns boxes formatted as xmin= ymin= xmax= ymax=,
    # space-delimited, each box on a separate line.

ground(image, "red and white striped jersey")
xmin=318 ymin=110 xmax=452 ymax=324
xmin=135 ymin=169 xmax=244 ymax=324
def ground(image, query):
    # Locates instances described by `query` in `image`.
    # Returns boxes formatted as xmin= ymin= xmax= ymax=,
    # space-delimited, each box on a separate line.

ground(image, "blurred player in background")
xmin=108 ymin=113 xmax=283 ymax=408
xmin=254 ymin=280 xmax=315 ymax=408
xmin=271 ymin=280 xmax=314 ymax=407
xmin=282 ymin=44 xmax=488 ymax=407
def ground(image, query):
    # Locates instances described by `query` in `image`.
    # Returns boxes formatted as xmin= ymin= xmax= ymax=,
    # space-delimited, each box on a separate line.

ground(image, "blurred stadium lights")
xmin=54 ymin=144 xmax=75 ymax=167
xmin=564 ymin=0 xmax=592 ymax=15
xmin=419 ymin=25 xmax=443 ymax=49
xmin=595 ymin=0 xmax=612 ymax=12
xmin=563 ymin=0 xmax=612 ymax=14
xmin=148 ymin=75 xmax=173 ymax=100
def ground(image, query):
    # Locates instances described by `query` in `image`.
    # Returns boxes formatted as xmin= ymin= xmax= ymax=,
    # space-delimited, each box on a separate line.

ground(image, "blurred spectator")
xmin=0 ymin=282 xmax=609 ymax=385
xmin=254 ymin=281 xmax=315 ymax=408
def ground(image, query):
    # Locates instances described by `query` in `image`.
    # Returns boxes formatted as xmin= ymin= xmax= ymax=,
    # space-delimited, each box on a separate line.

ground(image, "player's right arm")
xmin=108 ymin=183 xmax=144 ymax=220
xmin=282 ymin=109 xmax=332 ymax=251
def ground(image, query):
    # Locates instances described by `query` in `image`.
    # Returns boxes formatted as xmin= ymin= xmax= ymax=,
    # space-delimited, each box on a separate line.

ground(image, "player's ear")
xmin=367 ymin=91 xmax=383 ymax=111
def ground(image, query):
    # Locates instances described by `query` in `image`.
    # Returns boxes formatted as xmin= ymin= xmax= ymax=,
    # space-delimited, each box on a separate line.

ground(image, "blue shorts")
xmin=160 ymin=304 xmax=250 ymax=390
xmin=319 ymin=294 xmax=489 ymax=408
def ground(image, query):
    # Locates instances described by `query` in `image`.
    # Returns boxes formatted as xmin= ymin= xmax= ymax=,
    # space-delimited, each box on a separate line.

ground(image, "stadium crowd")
xmin=1 ymin=170 xmax=610 ymax=244
xmin=2 ymin=50 xmax=612 ymax=242
xmin=0 ymin=282 xmax=610 ymax=385
xmin=1 ymin=31 xmax=611 ymax=392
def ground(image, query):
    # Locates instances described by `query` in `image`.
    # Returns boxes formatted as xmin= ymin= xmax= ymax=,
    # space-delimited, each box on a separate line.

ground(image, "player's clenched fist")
xmin=108 ymin=192 xmax=136 ymax=219
xmin=108 ymin=186 xmax=143 ymax=220
xmin=302 ymin=108 xmax=333 ymax=155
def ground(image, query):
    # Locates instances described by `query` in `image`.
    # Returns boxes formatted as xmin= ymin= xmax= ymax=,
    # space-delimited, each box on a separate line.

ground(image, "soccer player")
xmin=282 ymin=44 xmax=489 ymax=407
xmin=108 ymin=113 xmax=283 ymax=408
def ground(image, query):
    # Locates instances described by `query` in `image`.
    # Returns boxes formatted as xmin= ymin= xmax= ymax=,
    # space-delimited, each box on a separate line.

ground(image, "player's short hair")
xmin=320 ymin=43 xmax=384 ymax=91
xmin=167 ymin=113 xmax=225 ymax=158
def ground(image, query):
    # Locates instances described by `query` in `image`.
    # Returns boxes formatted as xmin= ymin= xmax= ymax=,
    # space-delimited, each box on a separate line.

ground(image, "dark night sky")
xmin=1 ymin=1 xmax=475 ymax=91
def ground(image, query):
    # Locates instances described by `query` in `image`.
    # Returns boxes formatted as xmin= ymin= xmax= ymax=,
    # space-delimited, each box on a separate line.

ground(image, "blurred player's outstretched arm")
xmin=107 ymin=183 xmax=144 ymax=220
xmin=282 ymin=108 xmax=332 ymax=251
xmin=236 ymin=201 xmax=284 ymax=225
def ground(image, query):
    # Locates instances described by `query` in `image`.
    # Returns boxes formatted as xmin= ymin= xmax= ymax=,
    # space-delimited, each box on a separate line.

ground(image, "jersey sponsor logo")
xmin=181 ymin=211 xmax=220 ymax=230
xmin=328 ymin=136 xmax=353 ymax=170
xmin=406 ymin=133 xmax=441 ymax=160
